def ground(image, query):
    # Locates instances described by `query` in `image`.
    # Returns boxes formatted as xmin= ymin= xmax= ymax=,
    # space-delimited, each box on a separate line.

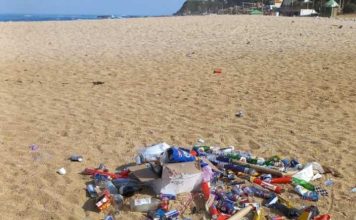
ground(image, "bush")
xmin=343 ymin=3 xmax=356 ymax=13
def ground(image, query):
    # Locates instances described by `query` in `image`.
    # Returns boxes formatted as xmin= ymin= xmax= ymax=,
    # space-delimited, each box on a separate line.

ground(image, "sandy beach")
xmin=0 ymin=15 xmax=355 ymax=219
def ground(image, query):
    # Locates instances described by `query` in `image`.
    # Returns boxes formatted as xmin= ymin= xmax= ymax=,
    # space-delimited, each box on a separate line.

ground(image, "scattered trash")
xmin=29 ymin=144 xmax=39 ymax=151
xmin=57 ymin=167 xmax=66 ymax=175
xmin=214 ymin=68 xmax=222 ymax=75
xmin=235 ymin=111 xmax=244 ymax=118
xmin=324 ymin=179 xmax=334 ymax=187
xmin=70 ymin=155 xmax=83 ymax=162
xmin=351 ymin=187 xmax=356 ymax=193
xmin=92 ymin=81 xmax=105 ymax=85
xmin=79 ymin=141 xmax=335 ymax=219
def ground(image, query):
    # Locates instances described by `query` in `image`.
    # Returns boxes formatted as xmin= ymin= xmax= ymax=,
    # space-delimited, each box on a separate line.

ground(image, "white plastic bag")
xmin=135 ymin=143 xmax=170 ymax=164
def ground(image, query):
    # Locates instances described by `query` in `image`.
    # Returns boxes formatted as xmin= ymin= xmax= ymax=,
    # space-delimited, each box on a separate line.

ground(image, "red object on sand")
xmin=83 ymin=168 xmax=129 ymax=179
xmin=214 ymin=68 xmax=222 ymax=75
xmin=201 ymin=182 xmax=211 ymax=200
xmin=253 ymin=178 xmax=283 ymax=194
xmin=270 ymin=176 xmax=292 ymax=184
xmin=314 ymin=214 xmax=331 ymax=220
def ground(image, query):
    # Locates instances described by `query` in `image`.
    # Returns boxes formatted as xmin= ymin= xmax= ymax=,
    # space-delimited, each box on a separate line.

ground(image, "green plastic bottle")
xmin=227 ymin=153 xmax=241 ymax=160
xmin=247 ymin=157 xmax=258 ymax=164
xmin=193 ymin=145 xmax=211 ymax=152
xmin=264 ymin=155 xmax=280 ymax=166
xmin=292 ymin=177 xmax=315 ymax=191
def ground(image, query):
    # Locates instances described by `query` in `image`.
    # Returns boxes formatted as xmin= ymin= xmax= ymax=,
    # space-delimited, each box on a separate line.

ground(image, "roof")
xmin=325 ymin=0 xmax=339 ymax=7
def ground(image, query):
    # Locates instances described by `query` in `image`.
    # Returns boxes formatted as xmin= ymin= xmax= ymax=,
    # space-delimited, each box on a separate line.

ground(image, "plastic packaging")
xmin=201 ymin=163 xmax=214 ymax=182
xmin=136 ymin=142 xmax=171 ymax=164
xmin=129 ymin=197 xmax=161 ymax=212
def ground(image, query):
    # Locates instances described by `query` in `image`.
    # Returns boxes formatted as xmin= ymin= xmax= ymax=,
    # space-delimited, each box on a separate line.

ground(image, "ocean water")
xmin=0 ymin=14 xmax=143 ymax=22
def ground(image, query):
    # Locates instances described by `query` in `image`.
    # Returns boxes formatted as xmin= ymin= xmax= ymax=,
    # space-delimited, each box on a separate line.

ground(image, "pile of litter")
xmin=80 ymin=140 xmax=339 ymax=220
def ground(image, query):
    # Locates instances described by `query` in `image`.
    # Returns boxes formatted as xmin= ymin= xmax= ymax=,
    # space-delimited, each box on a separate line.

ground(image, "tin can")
xmin=163 ymin=210 xmax=179 ymax=220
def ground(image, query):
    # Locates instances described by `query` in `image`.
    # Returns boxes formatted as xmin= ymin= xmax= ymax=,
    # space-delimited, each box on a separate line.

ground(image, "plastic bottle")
xmin=250 ymin=186 xmax=275 ymax=199
xmin=264 ymin=156 xmax=280 ymax=166
xmin=201 ymin=163 xmax=214 ymax=182
xmin=252 ymin=178 xmax=284 ymax=194
xmin=292 ymin=177 xmax=315 ymax=191
xmin=87 ymin=184 xmax=98 ymax=198
xmin=224 ymin=164 xmax=257 ymax=176
xmin=112 ymin=194 xmax=124 ymax=210
xmin=270 ymin=176 xmax=292 ymax=184
xmin=105 ymin=181 xmax=118 ymax=194
xmin=201 ymin=182 xmax=210 ymax=200
xmin=130 ymin=197 xmax=161 ymax=212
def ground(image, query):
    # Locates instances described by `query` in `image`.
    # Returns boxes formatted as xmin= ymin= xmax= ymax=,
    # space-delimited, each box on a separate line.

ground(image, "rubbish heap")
xmin=81 ymin=140 xmax=337 ymax=220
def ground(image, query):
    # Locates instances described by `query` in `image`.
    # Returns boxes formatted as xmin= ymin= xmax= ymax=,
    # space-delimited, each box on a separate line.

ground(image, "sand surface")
xmin=0 ymin=15 xmax=355 ymax=219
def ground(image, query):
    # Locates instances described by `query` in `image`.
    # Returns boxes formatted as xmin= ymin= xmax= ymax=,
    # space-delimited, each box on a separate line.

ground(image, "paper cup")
xmin=57 ymin=167 xmax=66 ymax=175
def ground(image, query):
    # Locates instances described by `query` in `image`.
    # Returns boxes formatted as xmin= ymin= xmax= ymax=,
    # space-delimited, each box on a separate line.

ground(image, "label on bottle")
xmin=134 ymin=198 xmax=151 ymax=206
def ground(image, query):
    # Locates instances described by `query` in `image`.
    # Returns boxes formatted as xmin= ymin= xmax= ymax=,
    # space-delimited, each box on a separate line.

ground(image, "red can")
xmin=160 ymin=197 xmax=169 ymax=211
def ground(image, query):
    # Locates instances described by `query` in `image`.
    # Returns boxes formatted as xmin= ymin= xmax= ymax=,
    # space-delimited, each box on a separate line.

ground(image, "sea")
xmin=0 ymin=14 xmax=145 ymax=22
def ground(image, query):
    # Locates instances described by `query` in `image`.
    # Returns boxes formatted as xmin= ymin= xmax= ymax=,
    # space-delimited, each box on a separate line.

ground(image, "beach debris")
xmin=104 ymin=215 xmax=115 ymax=220
xmin=92 ymin=81 xmax=105 ymax=85
xmin=57 ymin=167 xmax=67 ymax=175
xmin=324 ymin=179 xmax=334 ymax=187
xmin=214 ymin=68 xmax=222 ymax=75
xmin=29 ymin=144 xmax=39 ymax=152
xmin=235 ymin=110 xmax=244 ymax=118
xmin=70 ymin=155 xmax=83 ymax=162
xmin=351 ymin=187 xmax=356 ymax=193
xmin=79 ymin=141 xmax=335 ymax=219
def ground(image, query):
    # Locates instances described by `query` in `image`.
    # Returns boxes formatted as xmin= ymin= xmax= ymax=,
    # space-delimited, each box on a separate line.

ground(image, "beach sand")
xmin=0 ymin=15 xmax=355 ymax=219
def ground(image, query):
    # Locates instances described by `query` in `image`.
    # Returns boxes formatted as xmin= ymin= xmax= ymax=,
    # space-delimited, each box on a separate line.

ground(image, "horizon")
xmin=0 ymin=0 xmax=186 ymax=16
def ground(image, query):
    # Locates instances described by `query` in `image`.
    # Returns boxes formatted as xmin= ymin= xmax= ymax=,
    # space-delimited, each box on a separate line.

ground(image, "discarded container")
xmin=161 ymin=197 xmax=169 ymax=211
xmin=160 ymin=194 xmax=177 ymax=200
xmin=164 ymin=147 xmax=196 ymax=163
xmin=201 ymin=182 xmax=211 ymax=200
xmin=129 ymin=197 xmax=161 ymax=212
xmin=105 ymin=181 xmax=119 ymax=195
xmin=57 ymin=167 xmax=66 ymax=175
xmin=70 ymin=155 xmax=83 ymax=162
xmin=252 ymin=178 xmax=284 ymax=194
xmin=163 ymin=210 xmax=180 ymax=220
xmin=292 ymin=177 xmax=315 ymax=191
xmin=112 ymin=194 xmax=124 ymax=210
xmin=87 ymin=184 xmax=98 ymax=198
xmin=96 ymin=191 xmax=112 ymax=212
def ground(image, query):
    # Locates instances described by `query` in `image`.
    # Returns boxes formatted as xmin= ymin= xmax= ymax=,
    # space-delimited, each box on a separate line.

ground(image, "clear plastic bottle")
xmin=105 ymin=181 xmax=118 ymax=194
xmin=129 ymin=197 xmax=161 ymax=212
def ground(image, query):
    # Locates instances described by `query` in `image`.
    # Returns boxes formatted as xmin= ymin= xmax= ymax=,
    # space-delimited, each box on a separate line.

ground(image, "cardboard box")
xmin=129 ymin=161 xmax=204 ymax=195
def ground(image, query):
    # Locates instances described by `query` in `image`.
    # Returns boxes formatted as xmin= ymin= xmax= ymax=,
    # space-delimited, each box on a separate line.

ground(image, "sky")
xmin=0 ymin=0 xmax=186 ymax=16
